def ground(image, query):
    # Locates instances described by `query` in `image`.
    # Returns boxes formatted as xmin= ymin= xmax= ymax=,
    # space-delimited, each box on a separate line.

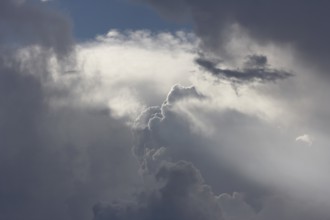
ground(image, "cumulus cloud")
xmin=91 ymin=79 xmax=330 ymax=220
xmin=3 ymin=1 xmax=330 ymax=219
xmin=74 ymin=30 xmax=199 ymax=121
xmin=4 ymin=23 xmax=330 ymax=219
xmin=118 ymin=80 xmax=330 ymax=220
xmin=73 ymin=29 xmax=330 ymax=220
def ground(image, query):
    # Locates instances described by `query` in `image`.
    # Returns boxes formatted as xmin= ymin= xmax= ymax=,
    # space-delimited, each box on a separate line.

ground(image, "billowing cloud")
xmin=2 ymin=1 xmax=330 ymax=219
xmin=93 ymin=81 xmax=330 ymax=219
xmin=74 ymin=30 xmax=199 ymax=121
xmin=73 ymin=30 xmax=330 ymax=220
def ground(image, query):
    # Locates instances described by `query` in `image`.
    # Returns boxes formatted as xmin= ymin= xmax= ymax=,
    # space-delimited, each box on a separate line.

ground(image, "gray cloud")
xmin=136 ymin=0 xmax=330 ymax=72
xmin=0 ymin=1 xmax=141 ymax=220
xmin=0 ymin=60 xmax=140 ymax=220
xmin=93 ymin=161 xmax=224 ymax=220
xmin=0 ymin=86 xmax=140 ymax=220
xmin=94 ymin=159 xmax=330 ymax=220
xmin=2 ymin=1 xmax=330 ymax=219
xmin=0 ymin=0 xmax=73 ymax=55
xmin=195 ymin=55 xmax=293 ymax=82
xmin=219 ymin=192 xmax=330 ymax=220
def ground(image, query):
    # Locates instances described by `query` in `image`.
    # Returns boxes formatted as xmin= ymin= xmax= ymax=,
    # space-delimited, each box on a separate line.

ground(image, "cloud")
xmin=219 ymin=193 xmax=329 ymax=220
xmin=0 ymin=25 xmax=213 ymax=219
xmin=128 ymin=80 xmax=330 ymax=219
xmin=2 ymin=1 xmax=330 ymax=218
xmin=93 ymin=161 xmax=224 ymax=220
xmin=64 ymin=14 xmax=330 ymax=220
xmin=0 ymin=0 xmax=73 ymax=55
xmin=74 ymin=30 xmax=199 ymax=121
xmin=81 ymin=28 xmax=330 ymax=220
xmin=195 ymin=55 xmax=293 ymax=83
xmin=0 ymin=2 xmax=140 ymax=220
xmin=135 ymin=0 xmax=330 ymax=72
xmin=93 ymin=160 xmax=330 ymax=220
xmin=295 ymin=134 xmax=313 ymax=146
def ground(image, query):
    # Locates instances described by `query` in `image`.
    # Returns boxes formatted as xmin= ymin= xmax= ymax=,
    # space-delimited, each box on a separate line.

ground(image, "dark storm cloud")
xmin=195 ymin=55 xmax=293 ymax=82
xmin=0 ymin=0 xmax=73 ymax=55
xmin=137 ymin=0 xmax=330 ymax=71
xmin=0 ymin=1 xmax=140 ymax=220
xmin=0 ymin=1 xmax=72 ymax=214
xmin=0 ymin=82 xmax=140 ymax=220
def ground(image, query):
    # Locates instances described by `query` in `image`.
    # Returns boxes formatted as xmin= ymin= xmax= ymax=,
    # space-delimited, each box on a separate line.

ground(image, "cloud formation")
xmin=136 ymin=0 xmax=330 ymax=72
xmin=95 ymin=81 xmax=330 ymax=220
xmin=72 ymin=30 xmax=330 ymax=220
xmin=0 ymin=2 xmax=140 ymax=220
xmin=2 ymin=1 xmax=330 ymax=219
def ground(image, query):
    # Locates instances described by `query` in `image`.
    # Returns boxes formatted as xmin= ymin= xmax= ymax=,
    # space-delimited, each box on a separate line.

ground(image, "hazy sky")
xmin=1 ymin=0 xmax=330 ymax=220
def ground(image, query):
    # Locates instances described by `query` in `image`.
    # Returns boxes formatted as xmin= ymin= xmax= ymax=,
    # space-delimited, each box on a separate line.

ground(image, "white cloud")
xmin=70 ymin=30 xmax=199 ymax=121
xmin=296 ymin=134 xmax=313 ymax=146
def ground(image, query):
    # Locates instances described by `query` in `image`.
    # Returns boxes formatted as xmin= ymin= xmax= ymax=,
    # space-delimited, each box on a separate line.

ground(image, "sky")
xmin=1 ymin=0 xmax=330 ymax=220
xmin=56 ymin=0 xmax=189 ymax=40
